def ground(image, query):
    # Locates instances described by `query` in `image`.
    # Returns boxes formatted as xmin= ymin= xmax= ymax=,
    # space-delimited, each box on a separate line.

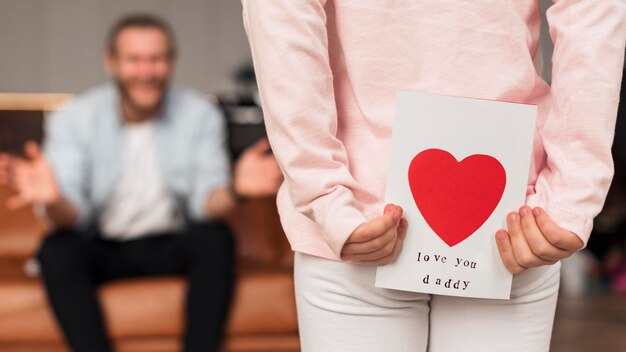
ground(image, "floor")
xmin=551 ymin=293 xmax=626 ymax=352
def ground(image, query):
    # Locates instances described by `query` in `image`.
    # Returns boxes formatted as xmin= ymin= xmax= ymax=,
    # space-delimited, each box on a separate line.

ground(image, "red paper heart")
xmin=408 ymin=148 xmax=506 ymax=247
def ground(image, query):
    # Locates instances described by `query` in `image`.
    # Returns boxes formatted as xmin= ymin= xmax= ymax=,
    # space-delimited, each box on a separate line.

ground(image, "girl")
xmin=241 ymin=1 xmax=626 ymax=351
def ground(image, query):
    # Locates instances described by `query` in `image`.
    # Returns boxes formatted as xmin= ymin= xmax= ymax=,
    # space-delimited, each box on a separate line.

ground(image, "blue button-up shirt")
xmin=43 ymin=83 xmax=231 ymax=233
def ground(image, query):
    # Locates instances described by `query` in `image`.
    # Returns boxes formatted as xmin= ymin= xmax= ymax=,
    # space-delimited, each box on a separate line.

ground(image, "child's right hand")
xmin=340 ymin=204 xmax=408 ymax=265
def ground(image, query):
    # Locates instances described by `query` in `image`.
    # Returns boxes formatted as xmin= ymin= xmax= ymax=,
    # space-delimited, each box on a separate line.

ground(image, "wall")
xmin=0 ymin=0 xmax=253 ymax=94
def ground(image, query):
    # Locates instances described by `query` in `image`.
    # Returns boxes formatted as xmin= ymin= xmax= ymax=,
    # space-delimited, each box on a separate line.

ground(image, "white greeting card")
xmin=375 ymin=91 xmax=537 ymax=299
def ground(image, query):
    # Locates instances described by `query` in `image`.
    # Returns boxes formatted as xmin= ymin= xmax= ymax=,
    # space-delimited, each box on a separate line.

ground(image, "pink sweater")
xmin=242 ymin=1 xmax=626 ymax=260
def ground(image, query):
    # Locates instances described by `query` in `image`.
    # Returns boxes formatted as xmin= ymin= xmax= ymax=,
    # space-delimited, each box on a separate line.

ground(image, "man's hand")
xmin=341 ymin=204 xmax=408 ymax=265
xmin=495 ymin=205 xmax=584 ymax=274
xmin=233 ymin=137 xmax=283 ymax=197
xmin=0 ymin=141 xmax=60 ymax=210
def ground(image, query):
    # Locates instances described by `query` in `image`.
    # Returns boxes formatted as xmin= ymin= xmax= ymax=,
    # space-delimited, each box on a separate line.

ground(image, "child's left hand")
xmin=495 ymin=205 xmax=584 ymax=274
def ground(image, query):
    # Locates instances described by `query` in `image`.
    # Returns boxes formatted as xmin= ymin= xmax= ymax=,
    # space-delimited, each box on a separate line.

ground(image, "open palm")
xmin=0 ymin=141 xmax=60 ymax=210
xmin=233 ymin=137 xmax=283 ymax=197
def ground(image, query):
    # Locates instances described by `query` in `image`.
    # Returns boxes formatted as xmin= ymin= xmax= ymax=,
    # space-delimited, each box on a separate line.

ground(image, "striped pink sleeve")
xmin=241 ymin=0 xmax=369 ymax=257
xmin=526 ymin=0 xmax=626 ymax=248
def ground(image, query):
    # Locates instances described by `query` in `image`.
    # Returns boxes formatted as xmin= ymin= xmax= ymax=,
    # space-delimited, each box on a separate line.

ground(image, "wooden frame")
xmin=0 ymin=93 xmax=72 ymax=111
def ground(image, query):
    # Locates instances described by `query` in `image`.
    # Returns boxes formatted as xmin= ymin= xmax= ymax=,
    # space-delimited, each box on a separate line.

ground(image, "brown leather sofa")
xmin=0 ymin=94 xmax=300 ymax=352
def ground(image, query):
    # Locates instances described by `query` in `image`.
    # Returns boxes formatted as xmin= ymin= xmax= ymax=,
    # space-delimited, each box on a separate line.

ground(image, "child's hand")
xmin=495 ymin=205 xmax=584 ymax=274
xmin=341 ymin=204 xmax=408 ymax=265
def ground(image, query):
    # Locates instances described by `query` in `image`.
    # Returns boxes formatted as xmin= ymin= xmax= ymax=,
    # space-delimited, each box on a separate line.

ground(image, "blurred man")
xmin=0 ymin=14 xmax=282 ymax=352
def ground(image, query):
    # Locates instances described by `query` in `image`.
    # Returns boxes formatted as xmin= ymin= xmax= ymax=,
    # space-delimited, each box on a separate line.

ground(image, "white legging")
xmin=294 ymin=251 xmax=561 ymax=352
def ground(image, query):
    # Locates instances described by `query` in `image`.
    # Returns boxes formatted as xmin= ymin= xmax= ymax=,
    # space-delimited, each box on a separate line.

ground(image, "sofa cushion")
xmin=0 ymin=187 xmax=48 ymax=260
xmin=0 ymin=272 xmax=297 ymax=343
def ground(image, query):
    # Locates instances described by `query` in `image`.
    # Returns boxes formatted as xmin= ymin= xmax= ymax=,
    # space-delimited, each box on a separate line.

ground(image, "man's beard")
xmin=114 ymin=77 xmax=168 ymax=116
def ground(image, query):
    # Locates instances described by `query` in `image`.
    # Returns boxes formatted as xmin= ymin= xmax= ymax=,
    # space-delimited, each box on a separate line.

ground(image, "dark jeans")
xmin=36 ymin=221 xmax=235 ymax=352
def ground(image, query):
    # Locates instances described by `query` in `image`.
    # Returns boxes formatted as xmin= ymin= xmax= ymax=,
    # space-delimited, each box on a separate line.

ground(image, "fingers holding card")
xmin=375 ymin=91 xmax=536 ymax=300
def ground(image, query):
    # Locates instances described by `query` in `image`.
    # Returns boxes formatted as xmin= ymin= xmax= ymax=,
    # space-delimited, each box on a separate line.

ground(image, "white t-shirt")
xmin=99 ymin=121 xmax=183 ymax=240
